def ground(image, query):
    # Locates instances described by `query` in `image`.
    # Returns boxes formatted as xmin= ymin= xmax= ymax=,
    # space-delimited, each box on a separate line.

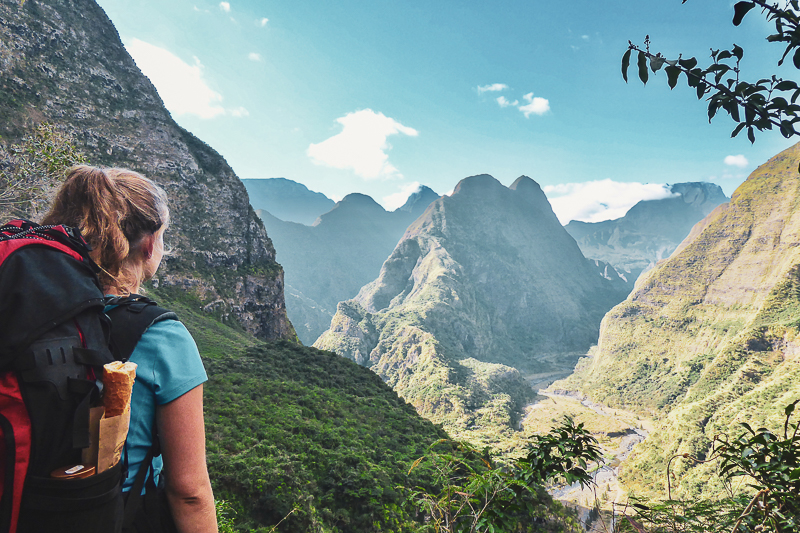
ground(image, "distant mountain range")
xmin=556 ymin=143 xmax=800 ymax=499
xmin=565 ymin=182 xmax=729 ymax=281
xmin=242 ymin=178 xmax=336 ymax=226
xmin=256 ymin=185 xmax=441 ymax=344
xmin=315 ymin=175 xmax=631 ymax=440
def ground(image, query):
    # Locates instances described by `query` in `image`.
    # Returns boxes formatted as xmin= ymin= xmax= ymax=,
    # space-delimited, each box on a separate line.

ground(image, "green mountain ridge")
xmin=315 ymin=174 xmax=631 ymax=444
xmin=556 ymin=142 xmax=800 ymax=499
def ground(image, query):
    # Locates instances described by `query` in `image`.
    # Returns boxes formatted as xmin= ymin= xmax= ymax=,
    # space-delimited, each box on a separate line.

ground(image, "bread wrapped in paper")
xmin=102 ymin=361 xmax=137 ymax=417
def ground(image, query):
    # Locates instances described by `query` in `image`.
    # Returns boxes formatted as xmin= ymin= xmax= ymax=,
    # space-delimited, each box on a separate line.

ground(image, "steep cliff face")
xmin=260 ymin=189 xmax=440 ymax=344
xmin=315 ymin=175 xmax=629 ymax=438
xmin=0 ymin=0 xmax=293 ymax=340
xmin=558 ymin=143 xmax=800 ymax=498
xmin=565 ymin=182 xmax=728 ymax=280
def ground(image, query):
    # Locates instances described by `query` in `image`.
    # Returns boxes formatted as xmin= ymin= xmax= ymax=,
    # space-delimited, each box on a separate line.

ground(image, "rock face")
xmin=565 ymin=182 xmax=728 ymax=281
xmin=242 ymin=178 xmax=335 ymax=226
xmin=315 ymin=175 xmax=630 ymax=437
xmin=0 ymin=0 xmax=294 ymax=340
xmin=560 ymin=143 xmax=800 ymax=498
xmin=259 ymin=188 xmax=440 ymax=344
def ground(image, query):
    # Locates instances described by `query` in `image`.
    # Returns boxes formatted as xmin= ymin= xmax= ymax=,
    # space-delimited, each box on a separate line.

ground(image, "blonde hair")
xmin=42 ymin=165 xmax=169 ymax=293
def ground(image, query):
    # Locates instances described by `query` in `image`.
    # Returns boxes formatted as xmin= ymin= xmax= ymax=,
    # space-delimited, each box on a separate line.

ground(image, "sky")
xmin=95 ymin=0 xmax=798 ymax=223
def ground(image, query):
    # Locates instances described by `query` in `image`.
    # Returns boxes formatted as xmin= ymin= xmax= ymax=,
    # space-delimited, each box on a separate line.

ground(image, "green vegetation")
xmin=617 ymin=401 xmax=800 ymax=533
xmin=0 ymin=122 xmax=87 ymax=220
xmin=152 ymin=287 xmax=447 ymax=532
xmin=623 ymin=1 xmax=800 ymax=143
xmin=405 ymin=417 xmax=600 ymax=533
xmin=554 ymin=142 xmax=800 ymax=502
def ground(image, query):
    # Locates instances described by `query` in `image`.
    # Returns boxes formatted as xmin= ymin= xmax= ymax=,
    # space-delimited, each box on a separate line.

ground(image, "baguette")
xmin=102 ymin=361 xmax=137 ymax=417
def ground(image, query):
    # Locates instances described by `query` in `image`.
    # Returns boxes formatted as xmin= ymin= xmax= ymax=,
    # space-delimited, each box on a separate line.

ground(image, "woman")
xmin=42 ymin=165 xmax=218 ymax=533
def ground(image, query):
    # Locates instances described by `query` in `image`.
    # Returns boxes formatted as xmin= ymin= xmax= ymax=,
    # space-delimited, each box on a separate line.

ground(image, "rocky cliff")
xmin=315 ymin=175 xmax=630 ymax=440
xmin=259 ymin=187 xmax=440 ymax=344
xmin=557 ymin=144 xmax=800 ymax=499
xmin=565 ymin=182 xmax=728 ymax=281
xmin=0 ymin=0 xmax=293 ymax=340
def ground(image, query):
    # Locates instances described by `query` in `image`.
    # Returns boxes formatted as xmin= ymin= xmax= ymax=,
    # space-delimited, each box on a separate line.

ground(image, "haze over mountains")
xmin=242 ymin=178 xmax=335 ymax=225
xmin=315 ymin=175 xmax=631 ymax=438
xmin=565 ymin=182 xmax=729 ymax=281
xmin=257 ymin=186 xmax=440 ymax=344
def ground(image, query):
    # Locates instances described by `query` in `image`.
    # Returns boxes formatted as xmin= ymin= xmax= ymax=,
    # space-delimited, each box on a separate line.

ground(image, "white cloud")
xmin=248 ymin=52 xmax=261 ymax=61
xmin=219 ymin=2 xmax=230 ymax=12
xmin=229 ymin=107 xmax=249 ymax=117
xmin=477 ymin=83 xmax=508 ymax=94
xmin=581 ymin=35 xmax=590 ymax=41
xmin=259 ymin=17 xmax=269 ymax=26
xmin=125 ymin=39 xmax=243 ymax=119
xmin=307 ymin=109 xmax=418 ymax=179
xmin=724 ymin=154 xmax=749 ymax=168
xmin=518 ymin=92 xmax=550 ymax=117
xmin=496 ymin=96 xmax=518 ymax=108
xmin=543 ymin=180 xmax=677 ymax=224
xmin=382 ymin=181 xmax=422 ymax=210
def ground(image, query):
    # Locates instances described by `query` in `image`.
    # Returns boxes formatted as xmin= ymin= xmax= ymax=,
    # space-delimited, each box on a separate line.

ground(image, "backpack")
xmin=0 ymin=220 xmax=175 ymax=533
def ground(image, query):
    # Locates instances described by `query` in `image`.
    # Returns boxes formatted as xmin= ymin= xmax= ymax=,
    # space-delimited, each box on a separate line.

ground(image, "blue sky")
xmin=95 ymin=0 xmax=797 ymax=223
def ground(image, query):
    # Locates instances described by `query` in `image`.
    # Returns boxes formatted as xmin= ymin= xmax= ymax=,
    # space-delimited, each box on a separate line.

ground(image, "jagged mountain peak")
xmin=397 ymin=185 xmax=440 ymax=215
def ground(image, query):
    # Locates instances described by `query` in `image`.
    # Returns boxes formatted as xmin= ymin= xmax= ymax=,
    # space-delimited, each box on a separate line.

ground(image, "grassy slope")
xmin=555 ymin=143 xmax=800 ymax=500
xmin=150 ymin=287 xmax=448 ymax=532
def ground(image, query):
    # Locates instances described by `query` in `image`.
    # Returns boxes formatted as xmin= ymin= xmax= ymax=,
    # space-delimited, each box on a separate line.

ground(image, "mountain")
xmin=258 ymin=187 xmax=440 ymax=344
xmin=397 ymin=185 xmax=440 ymax=213
xmin=0 ymin=0 xmax=293 ymax=340
xmin=564 ymin=182 xmax=728 ymax=281
xmin=556 ymin=144 xmax=800 ymax=499
xmin=241 ymin=177 xmax=335 ymax=225
xmin=314 ymin=175 xmax=631 ymax=441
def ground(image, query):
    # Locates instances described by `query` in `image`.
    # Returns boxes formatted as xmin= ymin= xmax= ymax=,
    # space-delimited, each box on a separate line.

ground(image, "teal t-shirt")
xmin=118 ymin=318 xmax=208 ymax=492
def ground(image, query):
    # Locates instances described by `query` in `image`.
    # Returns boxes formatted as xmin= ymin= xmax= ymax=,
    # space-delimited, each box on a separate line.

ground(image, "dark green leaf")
xmin=622 ymin=49 xmax=632 ymax=82
xmin=697 ymin=81 xmax=706 ymax=99
xmin=650 ymin=55 xmax=665 ymax=73
xmin=638 ymin=51 xmax=648 ymax=85
xmin=679 ymin=57 xmax=698 ymax=70
xmin=794 ymin=47 xmax=800 ymax=70
xmin=748 ymin=126 xmax=755 ymax=143
xmin=732 ymin=2 xmax=755 ymax=26
xmin=776 ymin=80 xmax=798 ymax=91
xmin=732 ymin=44 xmax=744 ymax=60
xmin=732 ymin=123 xmax=746 ymax=137
xmin=717 ymin=50 xmax=733 ymax=61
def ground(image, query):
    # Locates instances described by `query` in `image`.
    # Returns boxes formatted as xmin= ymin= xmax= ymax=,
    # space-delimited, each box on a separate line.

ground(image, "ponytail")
xmin=42 ymin=165 xmax=169 ymax=293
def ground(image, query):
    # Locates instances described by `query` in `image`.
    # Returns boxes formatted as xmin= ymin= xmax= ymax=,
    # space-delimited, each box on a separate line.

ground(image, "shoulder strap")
xmin=104 ymin=295 xmax=178 ymax=362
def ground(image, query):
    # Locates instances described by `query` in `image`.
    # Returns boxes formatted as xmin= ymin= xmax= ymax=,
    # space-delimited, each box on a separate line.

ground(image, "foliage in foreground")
xmin=405 ymin=417 xmax=602 ymax=533
xmin=622 ymin=0 xmax=800 ymax=144
xmin=618 ymin=400 xmax=800 ymax=533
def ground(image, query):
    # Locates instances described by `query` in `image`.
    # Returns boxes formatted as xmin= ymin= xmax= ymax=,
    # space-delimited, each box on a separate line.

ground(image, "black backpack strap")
xmin=109 ymin=296 xmax=178 ymax=533
xmin=104 ymin=295 xmax=178 ymax=362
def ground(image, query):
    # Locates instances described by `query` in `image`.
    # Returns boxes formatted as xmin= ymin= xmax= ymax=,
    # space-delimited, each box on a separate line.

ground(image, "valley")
xmin=3 ymin=1 xmax=799 ymax=530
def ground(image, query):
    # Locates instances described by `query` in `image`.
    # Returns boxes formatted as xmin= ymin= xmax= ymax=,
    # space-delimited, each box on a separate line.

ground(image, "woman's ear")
xmin=140 ymin=233 xmax=156 ymax=260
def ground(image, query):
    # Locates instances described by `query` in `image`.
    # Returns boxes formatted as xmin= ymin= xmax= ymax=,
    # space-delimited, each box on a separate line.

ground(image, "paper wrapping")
xmin=93 ymin=361 xmax=138 ymax=473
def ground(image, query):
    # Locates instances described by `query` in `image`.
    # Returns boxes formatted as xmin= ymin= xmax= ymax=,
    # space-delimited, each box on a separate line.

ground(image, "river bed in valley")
xmin=520 ymin=372 xmax=654 ymax=531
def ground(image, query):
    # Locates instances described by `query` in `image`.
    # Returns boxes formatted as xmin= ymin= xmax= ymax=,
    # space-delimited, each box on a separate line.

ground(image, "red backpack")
xmin=0 ymin=220 xmax=173 ymax=533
